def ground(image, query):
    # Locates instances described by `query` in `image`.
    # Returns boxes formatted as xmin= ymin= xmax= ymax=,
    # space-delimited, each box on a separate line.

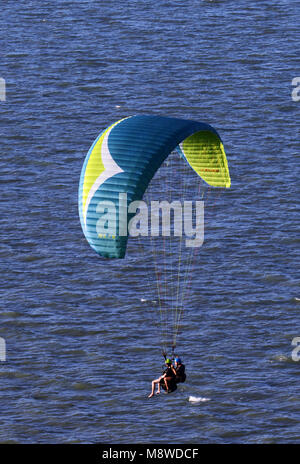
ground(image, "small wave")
xmin=271 ymin=354 xmax=290 ymax=363
xmin=189 ymin=396 xmax=211 ymax=403
xmin=140 ymin=298 xmax=157 ymax=304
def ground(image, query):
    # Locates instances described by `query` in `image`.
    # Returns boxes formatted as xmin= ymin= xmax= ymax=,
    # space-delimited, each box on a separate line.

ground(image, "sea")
xmin=0 ymin=0 xmax=299 ymax=444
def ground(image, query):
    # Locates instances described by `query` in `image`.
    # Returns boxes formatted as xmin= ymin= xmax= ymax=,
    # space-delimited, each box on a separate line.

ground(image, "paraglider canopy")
xmin=78 ymin=115 xmax=230 ymax=259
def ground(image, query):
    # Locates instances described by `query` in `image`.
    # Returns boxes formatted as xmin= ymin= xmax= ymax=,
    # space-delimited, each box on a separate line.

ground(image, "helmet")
xmin=165 ymin=358 xmax=172 ymax=365
xmin=175 ymin=357 xmax=181 ymax=364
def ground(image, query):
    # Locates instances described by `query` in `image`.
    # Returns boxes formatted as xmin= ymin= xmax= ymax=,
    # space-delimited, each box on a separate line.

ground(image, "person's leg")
xmin=164 ymin=376 xmax=172 ymax=392
xmin=157 ymin=378 xmax=161 ymax=394
xmin=148 ymin=378 xmax=161 ymax=397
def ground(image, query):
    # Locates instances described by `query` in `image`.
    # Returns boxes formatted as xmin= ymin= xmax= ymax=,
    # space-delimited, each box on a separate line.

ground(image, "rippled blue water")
xmin=0 ymin=0 xmax=299 ymax=444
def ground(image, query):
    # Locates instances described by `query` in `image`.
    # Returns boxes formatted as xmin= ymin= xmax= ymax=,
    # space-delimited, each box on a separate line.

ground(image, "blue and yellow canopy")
xmin=78 ymin=115 xmax=230 ymax=258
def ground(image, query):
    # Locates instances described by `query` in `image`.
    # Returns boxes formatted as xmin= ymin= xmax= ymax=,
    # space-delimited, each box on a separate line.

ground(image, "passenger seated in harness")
xmin=148 ymin=359 xmax=177 ymax=397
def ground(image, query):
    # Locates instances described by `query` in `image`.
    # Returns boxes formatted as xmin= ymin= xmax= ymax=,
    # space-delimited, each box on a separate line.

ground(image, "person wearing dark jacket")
xmin=172 ymin=357 xmax=186 ymax=383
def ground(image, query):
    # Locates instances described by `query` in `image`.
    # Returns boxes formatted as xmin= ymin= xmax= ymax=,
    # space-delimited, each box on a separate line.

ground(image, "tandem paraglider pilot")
xmin=174 ymin=357 xmax=186 ymax=383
